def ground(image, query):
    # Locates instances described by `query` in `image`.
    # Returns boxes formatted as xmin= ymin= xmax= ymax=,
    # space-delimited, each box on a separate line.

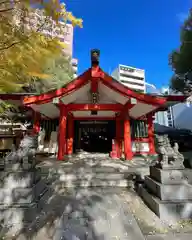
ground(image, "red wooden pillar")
xmin=148 ymin=113 xmax=156 ymax=155
xmin=33 ymin=111 xmax=41 ymax=134
xmin=57 ymin=105 xmax=67 ymax=160
xmin=66 ymin=114 xmax=74 ymax=155
xmin=124 ymin=115 xmax=133 ymax=160
xmin=116 ymin=117 xmax=121 ymax=158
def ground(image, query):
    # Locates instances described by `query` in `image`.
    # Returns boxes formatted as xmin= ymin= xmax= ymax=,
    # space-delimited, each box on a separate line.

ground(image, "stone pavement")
xmin=145 ymin=233 xmax=192 ymax=240
xmin=52 ymin=188 xmax=145 ymax=240
xmin=16 ymin=186 xmax=192 ymax=240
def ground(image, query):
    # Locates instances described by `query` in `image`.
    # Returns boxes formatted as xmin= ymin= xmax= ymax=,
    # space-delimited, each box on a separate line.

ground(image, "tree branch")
xmin=0 ymin=0 xmax=13 ymax=5
xmin=0 ymin=41 xmax=21 ymax=50
xmin=0 ymin=0 xmax=21 ymax=6
xmin=0 ymin=15 xmax=49 ymax=51
xmin=0 ymin=9 xmax=62 ymax=51
xmin=0 ymin=7 xmax=13 ymax=12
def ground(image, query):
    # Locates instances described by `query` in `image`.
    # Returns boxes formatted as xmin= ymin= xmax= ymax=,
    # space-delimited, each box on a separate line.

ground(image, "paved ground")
xmin=24 ymin=187 xmax=192 ymax=240
xmin=20 ymin=187 xmax=145 ymax=240
xmin=145 ymin=233 xmax=192 ymax=240
xmin=52 ymin=188 xmax=145 ymax=240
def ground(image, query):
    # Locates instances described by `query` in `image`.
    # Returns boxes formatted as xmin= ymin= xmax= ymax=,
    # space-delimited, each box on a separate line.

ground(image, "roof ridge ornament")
xmin=91 ymin=49 xmax=100 ymax=67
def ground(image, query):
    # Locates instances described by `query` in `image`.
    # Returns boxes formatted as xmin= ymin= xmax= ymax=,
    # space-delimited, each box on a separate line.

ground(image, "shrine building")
xmin=0 ymin=50 xmax=186 ymax=160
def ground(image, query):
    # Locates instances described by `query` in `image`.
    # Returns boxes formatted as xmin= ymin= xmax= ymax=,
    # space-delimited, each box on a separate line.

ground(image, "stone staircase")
xmin=40 ymin=162 xmax=132 ymax=189
xmin=37 ymin=152 xmax=152 ymax=189
xmin=139 ymin=166 xmax=192 ymax=221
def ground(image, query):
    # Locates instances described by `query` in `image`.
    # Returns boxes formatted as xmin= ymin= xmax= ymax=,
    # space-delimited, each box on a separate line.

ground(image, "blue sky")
xmin=65 ymin=0 xmax=191 ymax=89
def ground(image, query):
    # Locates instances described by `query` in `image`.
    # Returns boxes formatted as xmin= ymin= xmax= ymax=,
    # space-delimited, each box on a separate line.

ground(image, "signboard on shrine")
xmin=130 ymin=98 xmax=137 ymax=104
xmin=52 ymin=97 xmax=59 ymax=104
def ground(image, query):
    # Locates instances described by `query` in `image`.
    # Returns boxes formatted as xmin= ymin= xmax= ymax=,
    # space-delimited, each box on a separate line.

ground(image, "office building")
xmin=71 ymin=58 xmax=78 ymax=78
xmin=161 ymin=87 xmax=174 ymax=127
xmin=111 ymin=65 xmax=176 ymax=127
xmin=111 ymin=64 xmax=146 ymax=92
xmin=171 ymin=99 xmax=192 ymax=131
xmin=153 ymin=87 xmax=174 ymax=127
xmin=154 ymin=110 xmax=169 ymax=126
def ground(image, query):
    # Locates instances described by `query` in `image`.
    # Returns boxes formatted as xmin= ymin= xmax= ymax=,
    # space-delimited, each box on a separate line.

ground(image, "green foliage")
xmin=169 ymin=9 xmax=192 ymax=94
xmin=23 ymin=55 xmax=74 ymax=93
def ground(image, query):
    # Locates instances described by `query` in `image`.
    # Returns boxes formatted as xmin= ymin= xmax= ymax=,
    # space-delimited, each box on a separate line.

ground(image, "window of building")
xmin=59 ymin=37 xmax=65 ymax=42
xmin=120 ymin=73 xmax=144 ymax=81
xmin=168 ymin=120 xmax=173 ymax=127
xmin=127 ymin=68 xmax=135 ymax=73
xmin=131 ymin=120 xmax=148 ymax=138
xmin=66 ymin=25 xmax=70 ymax=33
xmin=121 ymin=80 xmax=145 ymax=87
xmin=120 ymin=66 xmax=135 ymax=73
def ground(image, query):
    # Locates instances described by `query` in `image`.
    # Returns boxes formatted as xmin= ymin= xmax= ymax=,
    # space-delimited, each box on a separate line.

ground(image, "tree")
xmin=169 ymin=9 xmax=192 ymax=95
xmin=22 ymin=55 xmax=74 ymax=93
xmin=0 ymin=1 xmax=82 ymax=115
xmin=0 ymin=1 xmax=82 ymax=92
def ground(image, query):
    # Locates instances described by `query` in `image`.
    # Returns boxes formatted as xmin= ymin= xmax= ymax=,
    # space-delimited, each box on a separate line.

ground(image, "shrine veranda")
xmin=0 ymin=50 xmax=186 ymax=160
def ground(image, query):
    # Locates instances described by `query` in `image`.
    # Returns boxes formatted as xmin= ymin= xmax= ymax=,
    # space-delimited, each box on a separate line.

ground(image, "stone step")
xmin=0 ymin=171 xmax=41 ymax=187
xmin=0 ymin=179 xmax=47 ymax=204
xmin=53 ymin=178 xmax=132 ymax=189
xmin=139 ymin=185 xmax=192 ymax=221
xmin=57 ymin=172 xmax=132 ymax=181
xmin=39 ymin=165 xmax=149 ymax=175
xmin=39 ymin=167 xmax=150 ymax=188
xmin=145 ymin=176 xmax=192 ymax=201
xmin=39 ymin=166 xmax=129 ymax=175
xmin=42 ymin=172 xmax=136 ymax=187
xmin=39 ymin=168 xmax=133 ymax=179
xmin=150 ymin=166 xmax=192 ymax=185
xmin=52 ymin=187 xmax=128 ymax=195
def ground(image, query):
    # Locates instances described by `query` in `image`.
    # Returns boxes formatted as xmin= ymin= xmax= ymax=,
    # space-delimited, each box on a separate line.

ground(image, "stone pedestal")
xmin=150 ymin=166 xmax=192 ymax=184
xmin=140 ymin=166 xmax=192 ymax=221
xmin=0 ymin=134 xmax=52 ymax=236
xmin=0 ymin=164 xmax=50 ymax=235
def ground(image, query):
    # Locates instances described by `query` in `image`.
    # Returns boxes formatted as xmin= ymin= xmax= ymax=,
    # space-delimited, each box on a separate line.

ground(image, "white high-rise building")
xmin=111 ymin=64 xmax=146 ymax=92
xmin=153 ymin=87 xmax=174 ymax=127
xmin=71 ymin=58 xmax=78 ymax=78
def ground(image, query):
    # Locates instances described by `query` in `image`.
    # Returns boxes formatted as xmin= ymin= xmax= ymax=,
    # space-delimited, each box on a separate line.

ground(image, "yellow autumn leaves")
xmin=0 ymin=0 xmax=82 ymax=93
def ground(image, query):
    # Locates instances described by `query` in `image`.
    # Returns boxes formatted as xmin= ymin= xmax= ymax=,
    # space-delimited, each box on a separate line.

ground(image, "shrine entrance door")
xmin=74 ymin=120 xmax=115 ymax=153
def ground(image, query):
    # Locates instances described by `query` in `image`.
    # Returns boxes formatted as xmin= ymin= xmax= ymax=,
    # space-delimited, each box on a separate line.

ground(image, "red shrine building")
xmin=0 ymin=50 xmax=186 ymax=160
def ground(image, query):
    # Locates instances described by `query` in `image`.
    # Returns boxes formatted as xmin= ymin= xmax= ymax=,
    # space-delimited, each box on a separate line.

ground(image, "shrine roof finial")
xmin=91 ymin=49 xmax=100 ymax=66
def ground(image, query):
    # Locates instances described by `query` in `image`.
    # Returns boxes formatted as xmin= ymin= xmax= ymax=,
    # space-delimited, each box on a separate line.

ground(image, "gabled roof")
xmin=23 ymin=69 xmax=91 ymax=105
xmin=22 ymin=67 xmax=170 ymax=106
